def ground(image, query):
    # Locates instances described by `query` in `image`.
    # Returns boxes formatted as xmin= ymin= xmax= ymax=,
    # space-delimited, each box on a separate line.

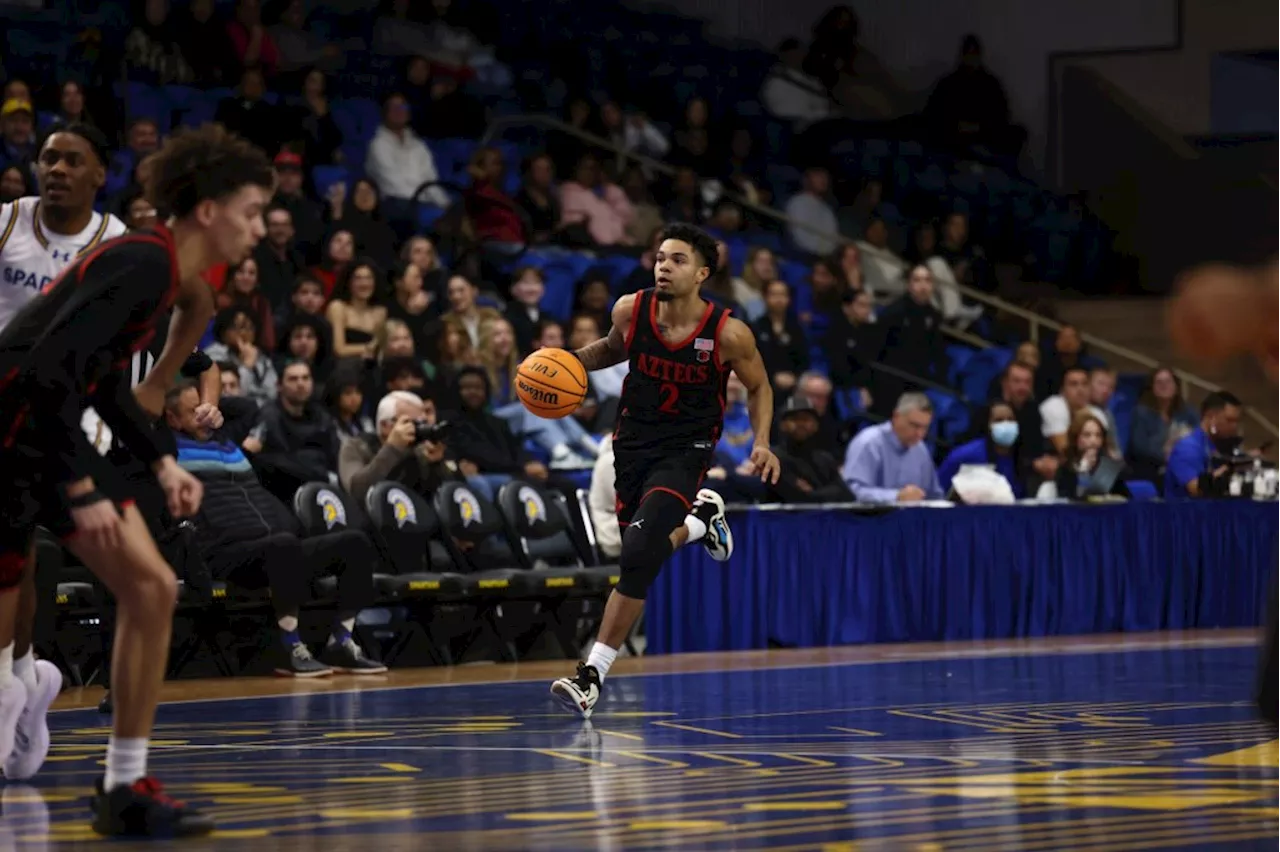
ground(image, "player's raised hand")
xmin=747 ymin=445 xmax=781 ymax=484
xmin=194 ymin=403 xmax=224 ymax=431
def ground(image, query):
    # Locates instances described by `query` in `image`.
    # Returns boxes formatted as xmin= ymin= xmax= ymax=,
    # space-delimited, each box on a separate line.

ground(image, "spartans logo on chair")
xmin=315 ymin=489 xmax=346 ymax=531
xmin=386 ymin=487 xmax=417 ymax=529
xmin=453 ymin=487 xmax=481 ymax=527
xmin=517 ymin=485 xmax=546 ymax=525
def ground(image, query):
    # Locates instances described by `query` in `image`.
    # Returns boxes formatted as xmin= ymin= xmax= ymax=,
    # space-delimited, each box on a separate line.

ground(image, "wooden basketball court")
xmin=9 ymin=630 xmax=1277 ymax=849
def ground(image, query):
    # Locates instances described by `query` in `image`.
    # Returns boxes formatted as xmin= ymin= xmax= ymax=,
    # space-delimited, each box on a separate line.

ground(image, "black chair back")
xmin=432 ymin=481 xmax=504 ymax=543
xmin=293 ymin=482 xmax=358 ymax=537
xmin=364 ymin=481 xmax=455 ymax=573
xmin=496 ymin=480 xmax=581 ymax=568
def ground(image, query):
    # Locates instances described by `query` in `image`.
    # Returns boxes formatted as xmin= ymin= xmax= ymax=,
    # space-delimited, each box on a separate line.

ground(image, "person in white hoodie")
xmin=364 ymin=93 xmax=450 ymax=210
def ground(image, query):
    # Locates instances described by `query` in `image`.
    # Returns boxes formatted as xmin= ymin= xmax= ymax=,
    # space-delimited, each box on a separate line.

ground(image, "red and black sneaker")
xmin=90 ymin=776 xmax=215 ymax=838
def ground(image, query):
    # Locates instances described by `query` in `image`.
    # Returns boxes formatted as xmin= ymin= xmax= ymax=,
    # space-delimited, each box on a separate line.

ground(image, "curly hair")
xmin=145 ymin=123 xmax=274 ymax=218
xmin=658 ymin=222 xmax=718 ymax=278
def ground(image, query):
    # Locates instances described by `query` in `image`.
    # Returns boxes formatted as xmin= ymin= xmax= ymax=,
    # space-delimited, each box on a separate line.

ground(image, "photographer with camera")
xmin=339 ymin=390 xmax=458 ymax=507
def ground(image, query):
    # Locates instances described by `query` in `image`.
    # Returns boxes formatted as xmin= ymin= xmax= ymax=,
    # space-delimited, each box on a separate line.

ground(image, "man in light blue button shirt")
xmin=842 ymin=392 xmax=944 ymax=503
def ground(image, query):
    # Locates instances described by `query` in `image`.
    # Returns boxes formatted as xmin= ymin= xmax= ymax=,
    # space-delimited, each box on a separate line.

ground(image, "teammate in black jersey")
xmin=0 ymin=124 xmax=272 ymax=837
xmin=551 ymin=223 xmax=780 ymax=718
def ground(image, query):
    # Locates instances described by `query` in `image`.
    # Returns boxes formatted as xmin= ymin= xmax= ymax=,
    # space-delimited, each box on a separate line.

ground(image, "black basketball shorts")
xmin=612 ymin=446 xmax=710 ymax=528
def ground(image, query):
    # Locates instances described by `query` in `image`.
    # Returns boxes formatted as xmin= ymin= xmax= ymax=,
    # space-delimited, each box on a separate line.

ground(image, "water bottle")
xmin=1254 ymin=460 xmax=1268 ymax=499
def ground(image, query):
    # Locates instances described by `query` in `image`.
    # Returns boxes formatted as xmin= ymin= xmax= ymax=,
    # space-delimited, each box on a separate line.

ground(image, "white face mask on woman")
xmin=990 ymin=421 xmax=1019 ymax=447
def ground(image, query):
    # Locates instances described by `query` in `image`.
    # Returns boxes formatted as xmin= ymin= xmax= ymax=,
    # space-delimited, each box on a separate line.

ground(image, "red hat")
xmin=273 ymin=151 xmax=303 ymax=168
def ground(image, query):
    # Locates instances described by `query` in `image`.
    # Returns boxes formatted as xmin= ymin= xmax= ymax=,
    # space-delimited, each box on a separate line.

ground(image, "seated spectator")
xmin=804 ymin=257 xmax=849 ymax=328
xmin=1042 ymin=410 xmax=1130 ymax=500
xmin=938 ymin=211 xmax=992 ymax=293
xmin=978 ymin=359 xmax=1058 ymax=487
xmin=704 ymin=374 xmax=767 ymax=503
xmin=841 ymin=392 xmax=943 ymax=504
xmin=164 ymin=382 xmax=384 ymax=676
xmin=275 ymin=273 xmax=333 ymax=344
xmin=1165 ymin=391 xmax=1245 ymax=500
xmin=214 ymin=67 xmax=289 ymax=161
xmin=826 ymin=289 xmax=879 ymax=406
xmin=326 ymin=258 xmax=387 ymax=361
xmin=444 ymin=366 xmax=554 ymax=502
xmin=385 ymin=264 xmax=436 ymax=357
xmin=514 ymin=153 xmax=570 ymax=247
xmin=1038 ymin=324 xmax=1099 ymax=400
xmin=873 ymin=266 xmax=948 ymax=418
xmin=573 ymin=272 xmax=613 ymax=334
xmin=856 ymin=216 xmax=908 ymax=301
xmin=272 ymin=151 xmax=326 ymax=252
xmin=600 ymin=101 xmax=670 ymax=173
xmin=174 ymin=0 xmax=233 ymax=85
xmin=1040 ymin=366 xmax=1109 ymax=456
xmin=560 ymin=154 xmax=635 ymax=247
xmin=217 ymin=257 xmax=276 ymax=352
xmin=246 ymin=361 xmax=341 ymax=503
xmin=938 ymin=401 xmax=1024 ymax=498
xmin=339 ymin=389 xmax=457 ymax=507
xmin=276 ymin=312 xmax=332 ymax=387
xmin=732 ymin=247 xmax=777 ymax=322
xmin=439 ymin=274 xmax=501 ymax=348
xmin=226 ymin=0 xmax=280 ymax=76
xmin=1128 ymin=366 xmax=1198 ymax=483
xmin=751 ymin=280 xmax=810 ymax=402
xmin=504 ymin=266 xmax=545 ymax=355
xmin=924 ymin=34 xmax=1025 ymax=161
xmin=796 ymin=371 xmax=843 ymax=455
xmin=620 ymin=165 xmax=665 ymax=246
xmin=671 ymin=96 xmax=717 ymax=176
xmin=1 ymin=99 xmax=36 ymax=172
xmin=985 ymin=341 xmax=1041 ymax=400
xmin=761 ymin=38 xmax=832 ymax=128
xmin=770 ymin=395 xmax=854 ymax=503
xmin=401 ymin=236 xmax=450 ymax=307
xmin=1088 ymin=366 xmax=1122 ymax=456
xmin=254 ymin=205 xmax=306 ymax=314
xmin=125 ymin=0 xmax=195 ymax=85
xmin=426 ymin=319 xmax=479 ymax=385
xmin=465 ymin=146 xmax=526 ymax=250
xmin=308 ymin=229 xmax=356 ymax=301
xmin=325 ymin=368 xmax=372 ymax=440
xmin=0 ymin=164 xmax=32 ymax=203
xmin=364 ymin=93 xmax=450 ymax=215
xmin=290 ymin=69 xmax=345 ymax=166
xmin=588 ymin=435 xmax=621 ymax=559
xmin=205 ymin=307 xmax=279 ymax=407
xmin=702 ymin=242 xmax=745 ymax=316
xmin=532 ymin=318 xmax=564 ymax=350
xmin=784 ymin=167 xmax=839 ymax=257
xmin=664 ymin=167 xmax=703 ymax=225
xmin=271 ymin=1 xmax=349 ymax=78
xmin=325 ymin=179 xmax=397 ymax=271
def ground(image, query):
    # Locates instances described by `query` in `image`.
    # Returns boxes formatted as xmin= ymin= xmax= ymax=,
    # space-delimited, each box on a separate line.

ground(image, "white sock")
xmin=683 ymin=514 xmax=707 ymax=543
xmin=0 ymin=643 xmax=13 ymax=689
xmin=585 ymin=642 xmax=618 ymax=682
xmin=104 ymin=737 xmax=148 ymax=791
xmin=12 ymin=649 xmax=36 ymax=694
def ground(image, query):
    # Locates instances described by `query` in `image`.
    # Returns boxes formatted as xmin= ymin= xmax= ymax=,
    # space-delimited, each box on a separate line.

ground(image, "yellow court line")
xmin=700 ymin=753 xmax=762 ymax=767
xmin=653 ymin=721 xmax=743 ymax=738
xmin=771 ymin=753 xmax=836 ymax=767
xmin=534 ymin=749 xmax=614 ymax=767
xmin=827 ymin=726 xmax=883 ymax=736
xmin=595 ymin=729 xmax=645 ymax=741
xmin=616 ymin=751 xmax=689 ymax=769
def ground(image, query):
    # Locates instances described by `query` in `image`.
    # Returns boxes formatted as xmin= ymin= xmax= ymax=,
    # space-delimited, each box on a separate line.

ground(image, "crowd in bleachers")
xmin=1 ymin=0 xmax=1264 ymax=677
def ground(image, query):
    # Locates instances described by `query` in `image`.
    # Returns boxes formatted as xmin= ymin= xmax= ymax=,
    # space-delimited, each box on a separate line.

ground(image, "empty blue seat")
xmin=958 ymin=347 xmax=1013 ymax=403
xmin=115 ymin=81 xmax=169 ymax=126
xmin=945 ymin=345 xmax=976 ymax=386
xmin=925 ymin=390 xmax=970 ymax=441
xmin=1125 ymin=480 xmax=1158 ymax=501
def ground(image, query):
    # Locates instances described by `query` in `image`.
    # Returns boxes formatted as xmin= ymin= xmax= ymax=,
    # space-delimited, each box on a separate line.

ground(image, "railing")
xmin=482 ymin=114 xmax=1278 ymax=438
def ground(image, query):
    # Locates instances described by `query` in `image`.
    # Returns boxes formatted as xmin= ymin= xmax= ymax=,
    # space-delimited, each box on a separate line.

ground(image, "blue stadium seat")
xmin=958 ymin=347 xmax=1013 ymax=402
xmin=1125 ymin=480 xmax=1158 ymax=501
xmin=115 ymin=81 xmax=169 ymax=127
xmin=599 ymin=255 xmax=640 ymax=288
xmin=833 ymin=387 xmax=865 ymax=422
xmin=925 ymin=390 xmax=970 ymax=441
xmin=946 ymin=345 xmax=976 ymax=386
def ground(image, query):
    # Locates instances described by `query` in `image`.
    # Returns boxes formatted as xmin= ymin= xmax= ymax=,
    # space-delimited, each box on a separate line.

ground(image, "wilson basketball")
xmin=516 ymin=348 xmax=589 ymax=419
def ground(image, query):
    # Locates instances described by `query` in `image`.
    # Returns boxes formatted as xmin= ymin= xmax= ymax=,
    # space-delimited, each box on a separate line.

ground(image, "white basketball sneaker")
xmin=692 ymin=488 xmax=733 ymax=562
xmin=0 ymin=680 xmax=28 ymax=769
xmin=550 ymin=662 xmax=602 ymax=719
xmin=5 ymin=661 xmax=63 ymax=780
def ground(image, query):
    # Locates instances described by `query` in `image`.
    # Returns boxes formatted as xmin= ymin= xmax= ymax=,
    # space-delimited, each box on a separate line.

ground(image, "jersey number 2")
xmin=658 ymin=382 xmax=680 ymax=414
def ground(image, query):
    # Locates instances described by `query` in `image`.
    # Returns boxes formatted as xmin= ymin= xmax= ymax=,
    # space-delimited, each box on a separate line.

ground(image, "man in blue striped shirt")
xmin=841 ymin=392 xmax=944 ymax=504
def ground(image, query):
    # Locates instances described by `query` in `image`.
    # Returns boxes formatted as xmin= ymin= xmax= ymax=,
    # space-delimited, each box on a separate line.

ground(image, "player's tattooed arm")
xmin=575 ymin=292 xmax=636 ymax=371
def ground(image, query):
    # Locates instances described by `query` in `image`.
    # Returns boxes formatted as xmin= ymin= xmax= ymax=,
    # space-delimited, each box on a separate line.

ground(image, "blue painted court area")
xmin=12 ymin=637 xmax=1280 ymax=849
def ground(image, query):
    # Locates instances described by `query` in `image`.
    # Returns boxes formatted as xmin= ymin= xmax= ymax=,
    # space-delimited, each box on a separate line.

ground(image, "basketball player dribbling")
xmin=1169 ymin=259 xmax=1279 ymax=724
xmin=550 ymin=223 xmax=781 ymax=718
xmin=0 ymin=123 xmax=272 ymax=837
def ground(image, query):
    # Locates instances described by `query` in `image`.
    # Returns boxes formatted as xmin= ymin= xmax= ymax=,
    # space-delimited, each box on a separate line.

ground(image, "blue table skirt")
xmin=647 ymin=502 xmax=1279 ymax=655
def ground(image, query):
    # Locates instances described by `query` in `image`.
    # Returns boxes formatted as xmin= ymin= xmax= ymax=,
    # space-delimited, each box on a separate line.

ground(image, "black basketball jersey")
xmin=614 ymin=289 xmax=731 ymax=453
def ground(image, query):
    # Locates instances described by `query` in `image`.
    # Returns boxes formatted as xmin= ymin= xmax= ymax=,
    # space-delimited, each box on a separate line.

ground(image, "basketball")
xmin=515 ymin=348 xmax=589 ymax=418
